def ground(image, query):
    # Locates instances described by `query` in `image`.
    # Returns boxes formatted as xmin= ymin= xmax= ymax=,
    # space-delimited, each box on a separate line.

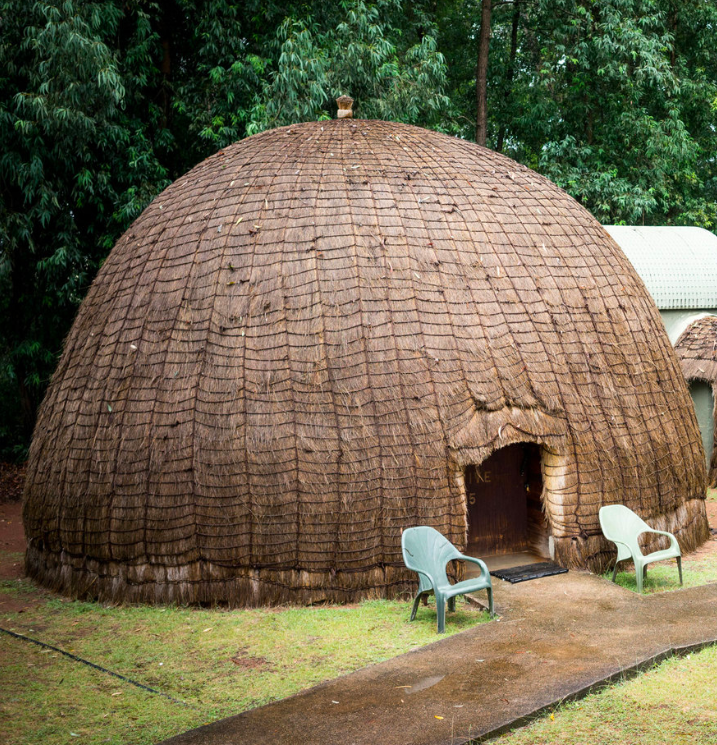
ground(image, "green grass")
xmin=0 ymin=579 xmax=489 ymax=745
xmin=494 ymin=645 xmax=717 ymax=745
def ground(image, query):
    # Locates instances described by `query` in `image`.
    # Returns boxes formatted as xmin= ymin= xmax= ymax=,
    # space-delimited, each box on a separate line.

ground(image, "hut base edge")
xmin=24 ymin=498 xmax=709 ymax=606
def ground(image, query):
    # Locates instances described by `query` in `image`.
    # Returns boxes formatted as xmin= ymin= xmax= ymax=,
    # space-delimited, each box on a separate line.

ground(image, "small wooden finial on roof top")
xmin=336 ymin=96 xmax=354 ymax=118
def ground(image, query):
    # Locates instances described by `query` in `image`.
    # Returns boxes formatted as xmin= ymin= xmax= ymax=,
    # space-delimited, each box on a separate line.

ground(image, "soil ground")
xmin=0 ymin=461 xmax=25 ymax=583
xmin=0 ymin=462 xmax=41 ymax=613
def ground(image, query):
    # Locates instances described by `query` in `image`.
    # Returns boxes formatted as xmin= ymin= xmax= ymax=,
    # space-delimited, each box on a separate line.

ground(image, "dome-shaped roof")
xmin=675 ymin=314 xmax=717 ymax=383
xmin=23 ymin=120 xmax=708 ymax=605
xmin=604 ymin=226 xmax=717 ymax=310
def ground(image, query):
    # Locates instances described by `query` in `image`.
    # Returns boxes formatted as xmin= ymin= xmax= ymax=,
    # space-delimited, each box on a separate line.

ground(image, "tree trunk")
xmin=496 ymin=0 xmax=521 ymax=153
xmin=475 ymin=0 xmax=493 ymax=146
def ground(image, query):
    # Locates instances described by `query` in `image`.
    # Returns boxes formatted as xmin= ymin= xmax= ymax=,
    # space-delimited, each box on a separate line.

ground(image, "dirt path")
xmin=0 ymin=461 xmax=26 ymax=578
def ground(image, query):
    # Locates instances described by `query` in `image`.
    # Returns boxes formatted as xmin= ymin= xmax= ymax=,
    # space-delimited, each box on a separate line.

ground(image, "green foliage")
xmin=0 ymin=0 xmax=154 ymax=452
xmin=530 ymin=0 xmax=704 ymax=224
xmin=248 ymin=0 xmax=451 ymax=133
xmin=484 ymin=0 xmax=717 ymax=226
xmin=0 ymin=0 xmax=260 ymax=455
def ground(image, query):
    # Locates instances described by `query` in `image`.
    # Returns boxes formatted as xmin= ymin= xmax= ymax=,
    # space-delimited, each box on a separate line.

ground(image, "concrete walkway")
xmin=160 ymin=572 xmax=717 ymax=745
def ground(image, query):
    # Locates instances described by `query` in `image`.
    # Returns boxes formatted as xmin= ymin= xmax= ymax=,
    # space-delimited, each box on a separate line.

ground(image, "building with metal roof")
xmin=605 ymin=225 xmax=717 ymax=477
xmin=604 ymin=226 xmax=717 ymax=342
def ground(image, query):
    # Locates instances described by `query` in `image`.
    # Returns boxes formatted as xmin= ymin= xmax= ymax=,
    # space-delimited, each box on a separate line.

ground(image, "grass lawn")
xmin=0 ymin=580 xmax=488 ymax=745
xmin=494 ymin=645 xmax=717 ymax=745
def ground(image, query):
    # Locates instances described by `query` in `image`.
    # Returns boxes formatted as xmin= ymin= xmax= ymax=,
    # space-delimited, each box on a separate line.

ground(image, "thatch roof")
xmin=676 ymin=315 xmax=717 ymax=384
xmin=23 ymin=119 xmax=708 ymax=606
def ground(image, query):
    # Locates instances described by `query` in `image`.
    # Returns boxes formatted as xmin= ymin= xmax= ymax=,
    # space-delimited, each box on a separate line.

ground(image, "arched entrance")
xmin=465 ymin=443 xmax=549 ymax=559
xmin=689 ymin=381 xmax=714 ymax=470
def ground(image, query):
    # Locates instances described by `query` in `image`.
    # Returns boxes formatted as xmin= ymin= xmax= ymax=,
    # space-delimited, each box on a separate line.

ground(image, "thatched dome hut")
xmin=675 ymin=315 xmax=717 ymax=486
xmin=23 ymin=119 xmax=709 ymax=606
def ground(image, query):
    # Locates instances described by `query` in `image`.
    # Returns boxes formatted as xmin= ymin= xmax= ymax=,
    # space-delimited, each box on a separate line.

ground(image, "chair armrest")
xmin=457 ymin=554 xmax=491 ymax=580
xmin=607 ymin=536 xmax=640 ymax=560
xmin=640 ymin=529 xmax=680 ymax=554
xmin=414 ymin=568 xmax=437 ymax=589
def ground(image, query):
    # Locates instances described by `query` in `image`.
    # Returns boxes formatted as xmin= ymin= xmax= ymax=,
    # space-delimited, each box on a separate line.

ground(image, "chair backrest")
xmin=599 ymin=504 xmax=651 ymax=546
xmin=401 ymin=526 xmax=462 ymax=586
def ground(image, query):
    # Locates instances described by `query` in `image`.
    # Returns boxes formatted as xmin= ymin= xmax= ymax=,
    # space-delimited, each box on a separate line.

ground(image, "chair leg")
xmin=677 ymin=556 xmax=683 ymax=586
xmin=487 ymin=586 xmax=494 ymax=618
xmin=436 ymin=596 xmax=446 ymax=634
xmin=410 ymin=592 xmax=423 ymax=622
xmin=447 ymin=596 xmax=456 ymax=613
xmin=636 ymin=562 xmax=644 ymax=594
xmin=611 ymin=560 xmax=619 ymax=583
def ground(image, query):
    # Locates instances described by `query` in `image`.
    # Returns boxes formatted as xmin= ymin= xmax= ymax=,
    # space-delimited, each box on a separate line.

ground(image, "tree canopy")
xmin=1 ymin=0 xmax=716 ymax=455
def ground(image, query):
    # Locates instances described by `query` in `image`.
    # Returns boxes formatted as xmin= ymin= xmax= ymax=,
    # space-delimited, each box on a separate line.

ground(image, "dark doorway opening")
xmin=465 ymin=443 xmax=548 ymax=560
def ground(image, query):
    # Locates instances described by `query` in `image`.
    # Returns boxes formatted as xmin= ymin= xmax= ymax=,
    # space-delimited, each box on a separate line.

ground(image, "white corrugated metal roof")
xmin=604 ymin=225 xmax=717 ymax=309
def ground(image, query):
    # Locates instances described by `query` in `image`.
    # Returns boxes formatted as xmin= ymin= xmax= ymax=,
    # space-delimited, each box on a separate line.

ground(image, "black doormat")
xmin=490 ymin=562 xmax=568 ymax=583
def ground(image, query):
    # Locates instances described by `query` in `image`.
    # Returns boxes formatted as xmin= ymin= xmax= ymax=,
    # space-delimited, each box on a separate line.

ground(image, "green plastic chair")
xmin=401 ymin=526 xmax=494 ymax=633
xmin=599 ymin=505 xmax=682 ymax=593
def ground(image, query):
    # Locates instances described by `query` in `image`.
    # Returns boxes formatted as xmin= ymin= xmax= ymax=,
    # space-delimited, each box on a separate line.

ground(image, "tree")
xmin=0 ymin=0 xmax=262 ymax=454
xmin=0 ymin=1 xmax=159 ymax=444
xmin=475 ymin=0 xmax=492 ymax=145
xmin=247 ymin=0 xmax=451 ymax=133
xmin=441 ymin=0 xmax=717 ymax=226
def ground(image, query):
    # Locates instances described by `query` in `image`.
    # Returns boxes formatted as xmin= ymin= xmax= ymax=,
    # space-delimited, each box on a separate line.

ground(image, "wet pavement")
xmin=159 ymin=571 xmax=717 ymax=745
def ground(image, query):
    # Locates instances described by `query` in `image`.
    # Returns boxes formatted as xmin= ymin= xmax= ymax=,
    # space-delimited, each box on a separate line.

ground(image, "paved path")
xmin=160 ymin=572 xmax=717 ymax=745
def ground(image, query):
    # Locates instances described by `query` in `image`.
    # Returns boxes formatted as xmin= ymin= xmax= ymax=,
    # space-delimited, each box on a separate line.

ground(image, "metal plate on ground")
xmin=490 ymin=562 xmax=568 ymax=583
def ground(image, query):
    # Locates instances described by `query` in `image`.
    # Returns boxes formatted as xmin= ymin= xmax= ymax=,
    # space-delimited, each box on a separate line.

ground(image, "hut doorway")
xmin=689 ymin=381 xmax=715 ymax=469
xmin=465 ymin=443 xmax=549 ymax=560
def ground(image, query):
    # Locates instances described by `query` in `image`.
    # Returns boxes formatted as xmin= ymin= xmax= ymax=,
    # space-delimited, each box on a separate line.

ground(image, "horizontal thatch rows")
xmin=676 ymin=315 xmax=717 ymax=383
xmin=23 ymin=120 xmax=708 ymax=605
xmin=675 ymin=315 xmax=717 ymax=487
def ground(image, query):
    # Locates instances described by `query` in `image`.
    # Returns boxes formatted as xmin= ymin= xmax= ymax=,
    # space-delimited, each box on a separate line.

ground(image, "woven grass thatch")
xmin=23 ymin=119 xmax=708 ymax=606
xmin=675 ymin=315 xmax=717 ymax=486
